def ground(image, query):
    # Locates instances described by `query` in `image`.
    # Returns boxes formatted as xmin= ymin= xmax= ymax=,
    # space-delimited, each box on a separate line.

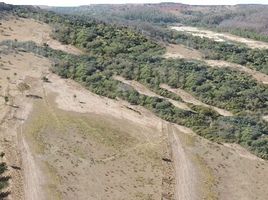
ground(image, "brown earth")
xmin=164 ymin=44 xmax=203 ymax=60
xmin=0 ymin=52 xmax=51 ymax=200
xmin=0 ymin=16 xmax=82 ymax=55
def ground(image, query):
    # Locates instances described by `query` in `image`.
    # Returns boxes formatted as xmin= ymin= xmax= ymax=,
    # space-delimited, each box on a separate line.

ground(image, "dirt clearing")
xmin=0 ymin=16 xmax=82 ymax=55
xmin=23 ymin=99 xmax=164 ymax=200
xmin=164 ymin=44 xmax=203 ymax=60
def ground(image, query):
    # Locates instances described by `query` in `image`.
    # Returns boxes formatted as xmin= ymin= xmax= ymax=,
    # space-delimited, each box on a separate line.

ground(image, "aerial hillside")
xmin=0 ymin=2 xmax=267 ymax=200
xmin=48 ymin=3 xmax=268 ymax=42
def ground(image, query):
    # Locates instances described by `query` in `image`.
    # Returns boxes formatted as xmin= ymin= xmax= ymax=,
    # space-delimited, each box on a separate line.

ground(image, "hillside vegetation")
xmin=46 ymin=3 xmax=268 ymax=76
xmin=47 ymin=3 xmax=268 ymax=42
xmin=1 ymin=3 xmax=267 ymax=160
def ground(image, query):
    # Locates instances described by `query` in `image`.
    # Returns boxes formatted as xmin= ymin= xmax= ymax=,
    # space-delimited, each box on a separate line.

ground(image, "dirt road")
xmin=21 ymin=137 xmax=45 ymax=200
xmin=167 ymin=123 xmax=198 ymax=200
xmin=0 ymin=51 xmax=51 ymax=200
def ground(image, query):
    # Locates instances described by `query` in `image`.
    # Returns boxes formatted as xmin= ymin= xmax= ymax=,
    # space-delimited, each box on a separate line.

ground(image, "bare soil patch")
xmin=23 ymin=98 xmax=164 ymax=200
xmin=164 ymin=44 xmax=203 ymax=60
xmin=0 ymin=16 xmax=82 ymax=55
